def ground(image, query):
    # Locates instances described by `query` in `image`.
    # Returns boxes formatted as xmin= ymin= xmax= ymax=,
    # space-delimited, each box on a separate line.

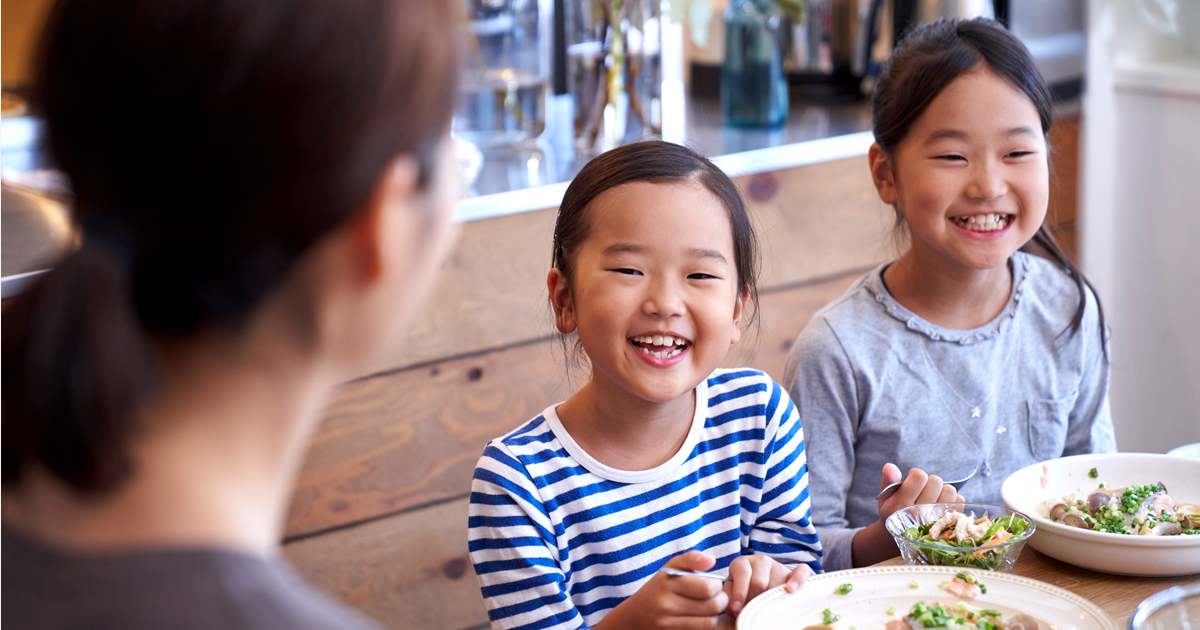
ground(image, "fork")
xmin=875 ymin=462 xmax=981 ymax=503
xmin=658 ymin=567 xmax=728 ymax=581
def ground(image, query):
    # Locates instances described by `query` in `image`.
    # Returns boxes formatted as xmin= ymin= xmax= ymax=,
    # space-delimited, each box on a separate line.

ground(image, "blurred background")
xmin=3 ymin=1 xmax=1198 ymax=628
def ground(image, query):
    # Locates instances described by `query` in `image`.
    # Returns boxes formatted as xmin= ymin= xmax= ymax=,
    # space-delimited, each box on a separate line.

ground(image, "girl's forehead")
xmin=910 ymin=67 xmax=1042 ymax=140
xmin=585 ymin=180 xmax=736 ymax=251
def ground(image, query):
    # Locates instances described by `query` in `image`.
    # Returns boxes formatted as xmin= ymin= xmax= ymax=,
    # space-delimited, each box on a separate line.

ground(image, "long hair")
xmin=2 ymin=0 xmax=461 ymax=493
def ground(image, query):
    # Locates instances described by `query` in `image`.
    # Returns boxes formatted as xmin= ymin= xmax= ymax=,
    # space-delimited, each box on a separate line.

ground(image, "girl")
xmin=2 ymin=0 xmax=460 ymax=628
xmin=469 ymin=141 xmax=843 ymax=630
xmin=783 ymin=18 xmax=1116 ymax=572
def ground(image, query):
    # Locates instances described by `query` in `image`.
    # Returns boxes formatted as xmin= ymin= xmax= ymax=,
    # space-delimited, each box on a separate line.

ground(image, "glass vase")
xmin=454 ymin=0 xmax=553 ymax=148
xmin=722 ymin=0 xmax=788 ymax=128
xmin=565 ymin=0 xmax=663 ymax=154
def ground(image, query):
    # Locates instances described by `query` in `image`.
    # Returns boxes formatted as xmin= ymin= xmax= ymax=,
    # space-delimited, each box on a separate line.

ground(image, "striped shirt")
xmin=468 ymin=368 xmax=822 ymax=630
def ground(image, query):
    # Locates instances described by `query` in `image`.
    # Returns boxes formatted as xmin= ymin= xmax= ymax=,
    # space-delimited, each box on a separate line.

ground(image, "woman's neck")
xmin=555 ymin=377 xmax=696 ymax=472
xmin=2 ymin=315 xmax=337 ymax=556
xmin=883 ymin=247 xmax=1014 ymax=331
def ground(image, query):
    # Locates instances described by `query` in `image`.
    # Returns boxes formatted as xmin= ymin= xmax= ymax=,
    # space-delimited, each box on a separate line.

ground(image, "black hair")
xmin=552 ymin=141 xmax=761 ymax=327
xmin=872 ymin=18 xmax=1106 ymax=350
xmin=1 ymin=0 xmax=461 ymax=493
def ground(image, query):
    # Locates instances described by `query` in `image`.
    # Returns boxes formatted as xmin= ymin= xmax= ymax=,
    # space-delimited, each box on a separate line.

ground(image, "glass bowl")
xmin=884 ymin=502 xmax=1036 ymax=572
xmin=1130 ymin=584 xmax=1200 ymax=630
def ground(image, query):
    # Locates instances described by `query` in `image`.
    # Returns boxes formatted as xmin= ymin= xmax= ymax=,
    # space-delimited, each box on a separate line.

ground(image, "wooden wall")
xmin=280 ymin=115 xmax=1081 ymax=630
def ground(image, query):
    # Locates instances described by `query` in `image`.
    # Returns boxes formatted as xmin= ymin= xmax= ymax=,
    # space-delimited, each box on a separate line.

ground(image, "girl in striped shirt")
xmin=468 ymin=141 xmax=821 ymax=630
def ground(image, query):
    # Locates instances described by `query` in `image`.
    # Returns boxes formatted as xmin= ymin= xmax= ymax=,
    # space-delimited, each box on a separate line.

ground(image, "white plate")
xmin=1000 ymin=453 xmax=1200 ymax=576
xmin=737 ymin=566 xmax=1115 ymax=630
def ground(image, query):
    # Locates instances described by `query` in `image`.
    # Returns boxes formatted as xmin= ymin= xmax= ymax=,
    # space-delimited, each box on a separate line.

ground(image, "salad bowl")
xmin=1000 ymin=453 xmax=1200 ymax=576
xmin=884 ymin=502 xmax=1034 ymax=572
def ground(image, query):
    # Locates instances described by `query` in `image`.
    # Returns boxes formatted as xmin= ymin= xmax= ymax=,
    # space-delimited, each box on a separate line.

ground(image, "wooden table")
xmin=876 ymin=549 xmax=1198 ymax=626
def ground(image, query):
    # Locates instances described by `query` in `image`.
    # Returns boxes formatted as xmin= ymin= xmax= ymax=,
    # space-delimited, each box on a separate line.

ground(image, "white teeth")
xmin=652 ymin=334 xmax=663 ymax=346
xmin=954 ymin=214 xmax=1012 ymax=232
xmin=675 ymin=338 xmax=685 ymax=346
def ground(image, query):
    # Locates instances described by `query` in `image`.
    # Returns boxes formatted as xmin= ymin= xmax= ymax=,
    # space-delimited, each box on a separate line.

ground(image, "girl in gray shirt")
xmin=783 ymin=19 xmax=1115 ymax=572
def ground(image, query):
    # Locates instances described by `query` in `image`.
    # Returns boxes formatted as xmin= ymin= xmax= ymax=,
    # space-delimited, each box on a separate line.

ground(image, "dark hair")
xmin=872 ymin=18 xmax=1106 ymax=349
xmin=553 ymin=141 xmax=761 ymax=326
xmin=1 ymin=0 xmax=460 ymax=493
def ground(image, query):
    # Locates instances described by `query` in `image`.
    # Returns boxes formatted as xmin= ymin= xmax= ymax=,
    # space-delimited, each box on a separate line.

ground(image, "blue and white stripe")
xmin=468 ymin=368 xmax=822 ymax=630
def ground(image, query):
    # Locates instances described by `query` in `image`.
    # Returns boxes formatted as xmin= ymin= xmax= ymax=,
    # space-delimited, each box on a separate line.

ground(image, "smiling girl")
xmin=469 ymin=141 xmax=821 ymax=630
xmin=783 ymin=18 xmax=1115 ymax=572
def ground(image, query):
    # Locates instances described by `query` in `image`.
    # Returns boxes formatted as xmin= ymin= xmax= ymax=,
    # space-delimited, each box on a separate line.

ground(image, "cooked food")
xmin=1040 ymin=483 xmax=1200 ymax=536
xmin=885 ymin=601 xmax=1039 ymax=630
xmin=900 ymin=510 xmax=1030 ymax=570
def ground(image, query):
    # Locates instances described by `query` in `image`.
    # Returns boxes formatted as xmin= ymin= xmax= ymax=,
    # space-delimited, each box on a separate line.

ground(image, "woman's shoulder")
xmin=1014 ymin=252 xmax=1101 ymax=331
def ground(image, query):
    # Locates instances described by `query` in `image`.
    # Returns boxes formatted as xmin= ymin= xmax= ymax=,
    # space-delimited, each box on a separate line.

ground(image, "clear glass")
xmin=454 ymin=0 xmax=552 ymax=147
xmin=1131 ymin=585 xmax=1200 ymax=630
xmin=722 ymin=0 xmax=789 ymax=128
xmin=565 ymin=0 xmax=663 ymax=154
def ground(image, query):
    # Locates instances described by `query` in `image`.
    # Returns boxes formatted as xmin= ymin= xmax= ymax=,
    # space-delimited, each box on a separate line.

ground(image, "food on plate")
xmin=884 ymin=601 xmax=1040 ymax=630
xmin=940 ymin=571 xmax=988 ymax=600
xmin=1040 ymin=483 xmax=1200 ymax=536
xmin=835 ymin=583 xmax=853 ymax=595
xmin=900 ymin=510 xmax=1031 ymax=570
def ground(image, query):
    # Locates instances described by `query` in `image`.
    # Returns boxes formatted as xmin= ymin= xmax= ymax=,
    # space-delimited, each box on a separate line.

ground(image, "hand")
xmin=877 ymin=463 xmax=963 ymax=520
xmin=602 ymin=550 xmax=728 ymax=630
xmin=724 ymin=555 xmax=812 ymax=617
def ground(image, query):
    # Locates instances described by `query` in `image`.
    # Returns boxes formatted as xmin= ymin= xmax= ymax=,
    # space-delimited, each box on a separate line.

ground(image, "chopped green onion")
xmin=823 ymin=608 xmax=841 ymax=625
xmin=888 ymin=607 xmax=898 ymax=616
xmin=1088 ymin=467 xmax=1099 ymax=478
xmin=835 ymin=583 xmax=853 ymax=595
xmin=910 ymin=580 xmax=920 ymax=589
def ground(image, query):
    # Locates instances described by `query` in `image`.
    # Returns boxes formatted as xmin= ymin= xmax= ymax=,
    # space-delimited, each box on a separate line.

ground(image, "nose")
xmin=642 ymin=276 xmax=685 ymax=318
xmin=966 ymin=158 xmax=1007 ymax=201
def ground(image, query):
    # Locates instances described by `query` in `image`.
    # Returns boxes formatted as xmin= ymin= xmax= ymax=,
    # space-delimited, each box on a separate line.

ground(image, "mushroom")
xmin=1048 ymin=503 xmax=1069 ymax=522
xmin=1181 ymin=514 xmax=1200 ymax=530
xmin=1062 ymin=512 xmax=1089 ymax=529
xmin=1086 ymin=491 xmax=1109 ymax=513
xmin=1000 ymin=614 xmax=1040 ymax=630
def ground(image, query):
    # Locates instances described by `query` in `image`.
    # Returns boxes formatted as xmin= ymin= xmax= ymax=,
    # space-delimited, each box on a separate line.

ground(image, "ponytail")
xmin=2 ymin=238 xmax=159 ymax=493
xmin=1022 ymin=225 xmax=1109 ymax=359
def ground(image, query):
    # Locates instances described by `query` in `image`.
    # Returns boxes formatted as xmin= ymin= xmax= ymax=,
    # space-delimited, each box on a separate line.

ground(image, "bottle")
xmin=721 ymin=0 xmax=788 ymax=128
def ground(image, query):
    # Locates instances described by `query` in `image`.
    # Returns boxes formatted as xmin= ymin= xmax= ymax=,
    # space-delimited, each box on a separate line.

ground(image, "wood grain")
xmin=876 ymin=548 xmax=1198 ymax=626
xmin=285 ymin=272 xmax=860 ymax=540
xmin=283 ymin=497 xmax=489 ymax=630
xmin=357 ymin=156 xmax=892 ymax=380
xmin=1049 ymin=115 xmax=1080 ymax=228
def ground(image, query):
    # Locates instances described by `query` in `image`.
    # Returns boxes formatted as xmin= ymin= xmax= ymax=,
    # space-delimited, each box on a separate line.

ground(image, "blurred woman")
xmin=1 ymin=0 xmax=461 ymax=627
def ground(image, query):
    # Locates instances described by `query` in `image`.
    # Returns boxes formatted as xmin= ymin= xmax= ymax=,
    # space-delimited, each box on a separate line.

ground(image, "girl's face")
xmin=552 ymin=180 xmax=747 ymax=406
xmin=872 ymin=66 xmax=1049 ymax=273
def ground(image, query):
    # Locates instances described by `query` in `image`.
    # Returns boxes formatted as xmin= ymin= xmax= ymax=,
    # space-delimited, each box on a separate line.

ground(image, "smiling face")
xmin=871 ymin=66 xmax=1049 ymax=273
xmin=551 ymin=179 xmax=747 ymax=406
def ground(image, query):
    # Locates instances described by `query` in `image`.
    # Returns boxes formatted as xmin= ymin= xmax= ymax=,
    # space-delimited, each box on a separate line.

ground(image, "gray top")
xmin=782 ymin=252 xmax=1115 ymax=571
xmin=2 ymin=528 xmax=379 ymax=630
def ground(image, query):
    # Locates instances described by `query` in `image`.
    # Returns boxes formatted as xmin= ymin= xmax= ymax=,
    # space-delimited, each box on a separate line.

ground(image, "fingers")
xmin=666 ymin=549 xmax=717 ymax=572
xmin=726 ymin=557 xmax=752 ymax=616
xmin=936 ymin=482 xmax=959 ymax=504
xmin=726 ymin=556 xmax=782 ymax=617
xmin=889 ymin=468 xmax=928 ymax=507
xmin=784 ymin=564 xmax=812 ymax=592
xmin=915 ymin=474 xmax=946 ymax=504
xmin=880 ymin=463 xmax=902 ymax=490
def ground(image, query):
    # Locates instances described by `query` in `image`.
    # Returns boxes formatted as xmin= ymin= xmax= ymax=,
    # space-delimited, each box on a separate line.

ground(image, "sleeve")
xmin=746 ymin=379 xmax=824 ymax=575
xmin=1062 ymin=284 xmax=1117 ymax=455
xmin=469 ymin=444 xmax=586 ymax=630
xmin=781 ymin=317 xmax=863 ymax=572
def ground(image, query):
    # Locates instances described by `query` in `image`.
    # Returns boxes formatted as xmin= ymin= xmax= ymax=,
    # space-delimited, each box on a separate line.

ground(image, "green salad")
xmin=900 ymin=510 xmax=1030 ymax=570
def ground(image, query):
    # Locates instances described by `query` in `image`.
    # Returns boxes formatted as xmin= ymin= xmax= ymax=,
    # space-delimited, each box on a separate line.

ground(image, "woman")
xmin=2 ymin=0 xmax=461 ymax=627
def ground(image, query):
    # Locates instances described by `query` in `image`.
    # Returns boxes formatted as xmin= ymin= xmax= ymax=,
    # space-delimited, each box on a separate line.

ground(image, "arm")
xmin=781 ymin=319 xmax=861 ymax=571
xmin=1062 ymin=285 xmax=1116 ymax=455
xmin=470 ymin=445 xmax=585 ymax=630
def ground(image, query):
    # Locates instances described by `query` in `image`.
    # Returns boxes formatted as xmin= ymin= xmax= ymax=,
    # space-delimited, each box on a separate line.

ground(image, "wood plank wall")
xmin=280 ymin=115 xmax=1081 ymax=630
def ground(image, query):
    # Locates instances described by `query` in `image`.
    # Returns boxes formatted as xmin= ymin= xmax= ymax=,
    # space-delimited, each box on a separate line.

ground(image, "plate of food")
xmin=1000 ymin=453 xmax=1200 ymax=576
xmin=885 ymin=502 xmax=1034 ymax=572
xmin=736 ymin=566 xmax=1115 ymax=630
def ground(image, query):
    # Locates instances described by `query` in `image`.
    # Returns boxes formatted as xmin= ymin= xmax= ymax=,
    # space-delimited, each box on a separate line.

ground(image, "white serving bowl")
xmin=1000 ymin=453 xmax=1200 ymax=576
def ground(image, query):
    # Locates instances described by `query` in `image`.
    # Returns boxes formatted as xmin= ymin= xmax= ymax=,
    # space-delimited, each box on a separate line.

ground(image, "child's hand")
xmin=724 ymin=555 xmax=812 ymax=617
xmin=876 ymin=463 xmax=964 ymax=520
xmin=606 ymin=550 xmax=728 ymax=630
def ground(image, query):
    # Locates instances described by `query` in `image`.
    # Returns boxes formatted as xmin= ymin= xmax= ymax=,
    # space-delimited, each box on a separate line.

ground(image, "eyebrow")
xmin=601 ymin=243 xmax=728 ymax=264
xmin=925 ymin=125 xmax=1040 ymax=144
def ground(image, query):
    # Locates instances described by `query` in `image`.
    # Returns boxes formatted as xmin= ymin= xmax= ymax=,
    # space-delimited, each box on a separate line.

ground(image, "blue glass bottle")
xmin=721 ymin=0 xmax=788 ymax=128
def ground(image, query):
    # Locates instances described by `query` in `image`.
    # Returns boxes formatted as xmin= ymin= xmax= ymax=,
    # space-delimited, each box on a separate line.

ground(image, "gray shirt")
xmin=2 ymin=528 xmax=378 ymax=630
xmin=782 ymin=252 xmax=1115 ymax=571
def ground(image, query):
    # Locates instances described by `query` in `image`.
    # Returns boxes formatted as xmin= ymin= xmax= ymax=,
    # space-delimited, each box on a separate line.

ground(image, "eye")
xmin=935 ymin=154 xmax=966 ymax=161
xmin=611 ymin=268 xmax=642 ymax=276
xmin=1006 ymin=151 xmax=1034 ymax=158
xmin=688 ymin=273 xmax=716 ymax=280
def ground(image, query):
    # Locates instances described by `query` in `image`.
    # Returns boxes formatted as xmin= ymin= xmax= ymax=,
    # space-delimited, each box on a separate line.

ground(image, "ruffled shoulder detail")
xmin=862 ymin=253 xmax=1031 ymax=345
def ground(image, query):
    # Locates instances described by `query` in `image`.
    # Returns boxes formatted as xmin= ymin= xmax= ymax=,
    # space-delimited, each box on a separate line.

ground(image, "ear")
xmin=868 ymin=143 xmax=897 ymax=206
xmin=547 ymin=268 xmax=577 ymax=334
xmin=729 ymin=290 xmax=750 ymax=346
xmin=348 ymin=156 xmax=422 ymax=282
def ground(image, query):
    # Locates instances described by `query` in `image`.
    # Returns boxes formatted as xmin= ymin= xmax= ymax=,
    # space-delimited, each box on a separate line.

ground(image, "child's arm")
xmin=470 ymin=445 xmax=729 ymax=630
xmin=848 ymin=464 xmax=961 ymax=567
xmin=728 ymin=383 xmax=822 ymax=615
xmin=1061 ymin=285 xmax=1117 ymax=455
